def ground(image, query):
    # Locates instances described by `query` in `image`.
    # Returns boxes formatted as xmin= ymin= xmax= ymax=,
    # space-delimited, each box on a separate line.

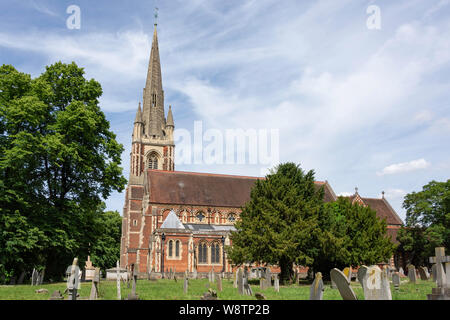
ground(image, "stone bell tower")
xmin=128 ymin=23 xmax=175 ymax=185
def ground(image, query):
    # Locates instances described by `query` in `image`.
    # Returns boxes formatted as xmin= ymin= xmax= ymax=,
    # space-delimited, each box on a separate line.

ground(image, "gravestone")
xmin=233 ymin=270 xmax=237 ymax=288
xmin=427 ymin=247 xmax=450 ymax=300
xmin=407 ymin=265 xmax=417 ymax=283
xmin=85 ymin=256 xmax=96 ymax=281
xmin=193 ymin=268 xmax=198 ymax=279
xmin=67 ymin=258 xmax=80 ymax=300
xmin=330 ymin=268 xmax=357 ymax=300
xmin=49 ymin=290 xmax=64 ymax=300
xmin=243 ymin=271 xmax=253 ymax=296
xmin=357 ymin=265 xmax=369 ymax=289
xmin=361 ymin=265 xmax=391 ymax=300
xmin=184 ymin=270 xmax=189 ymax=294
xmin=274 ymin=274 xmax=280 ymax=293
xmin=309 ymin=272 xmax=324 ymax=300
xmin=259 ymin=270 xmax=266 ymax=291
xmin=392 ymin=272 xmax=400 ymax=290
xmin=418 ymin=267 xmax=429 ymax=281
xmin=217 ymin=273 xmax=223 ymax=292
xmin=38 ymin=268 xmax=45 ymax=285
xmin=431 ymin=264 xmax=437 ymax=282
xmin=116 ymin=261 xmax=121 ymax=300
xmin=89 ymin=267 xmax=100 ymax=300
xmin=398 ymin=267 xmax=405 ymax=277
xmin=343 ymin=267 xmax=352 ymax=283
xmin=265 ymin=268 xmax=272 ymax=288
xmin=380 ymin=267 xmax=392 ymax=300
xmin=237 ymin=268 xmax=244 ymax=295
xmin=127 ymin=263 xmax=140 ymax=300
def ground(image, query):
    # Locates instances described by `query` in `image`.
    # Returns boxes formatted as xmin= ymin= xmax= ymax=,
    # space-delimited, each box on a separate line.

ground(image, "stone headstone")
xmin=407 ymin=265 xmax=417 ymax=283
xmin=116 ymin=261 xmax=121 ymax=300
xmin=217 ymin=273 xmax=223 ymax=292
xmin=362 ymin=265 xmax=391 ymax=300
xmin=309 ymin=272 xmax=324 ymax=300
xmin=89 ymin=267 xmax=100 ymax=300
xmin=183 ymin=270 xmax=189 ymax=294
xmin=85 ymin=256 xmax=96 ymax=281
xmin=431 ymin=264 xmax=437 ymax=282
xmin=237 ymin=268 xmax=243 ymax=295
xmin=418 ymin=267 xmax=429 ymax=281
xmin=38 ymin=268 xmax=45 ymax=285
xmin=380 ymin=267 xmax=392 ymax=300
xmin=398 ymin=267 xmax=405 ymax=277
xmin=31 ymin=268 xmax=38 ymax=286
xmin=233 ymin=270 xmax=237 ymax=288
xmin=127 ymin=263 xmax=140 ymax=300
xmin=330 ymin=268 xmax=357 ymax=300
xmin=392 ymin=272 xmax=400 ymax=290
xmin=274 ymin=274 xmax=280 ymax=293
xmin=265 ymin=268 xmax=272 ymax=288
xmin=49 ymin=290 xmax=64 ymax=300
xmin=357 ymin=265 xmax=368 ymax=289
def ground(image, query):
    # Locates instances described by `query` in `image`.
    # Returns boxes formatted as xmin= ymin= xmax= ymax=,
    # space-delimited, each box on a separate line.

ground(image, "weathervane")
xmin=154 ymin=7 xmax=159 ymax=26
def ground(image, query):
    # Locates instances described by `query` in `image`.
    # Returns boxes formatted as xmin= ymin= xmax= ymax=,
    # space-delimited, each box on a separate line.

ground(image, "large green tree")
xmin=227 ymin=162 xmax=324 ymax=283
xmin=397 ymin=180 xmax=450 ymax=266
xmin=0 ymin=62 xmax=127 ymax=281
xmin=312 ymin=197 xmax=396 ymax=277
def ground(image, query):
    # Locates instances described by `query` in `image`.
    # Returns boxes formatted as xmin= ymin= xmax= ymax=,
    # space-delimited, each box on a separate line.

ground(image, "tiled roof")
xmin=360 ymin=197 xmax=403 ymax=226
xmin=146 ymin=170 xmax=336 ymax=207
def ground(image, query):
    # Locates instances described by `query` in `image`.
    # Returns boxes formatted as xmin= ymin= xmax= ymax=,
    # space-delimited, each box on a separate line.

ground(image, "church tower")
xmin=129 ymin=23 xmax=175 ymax=185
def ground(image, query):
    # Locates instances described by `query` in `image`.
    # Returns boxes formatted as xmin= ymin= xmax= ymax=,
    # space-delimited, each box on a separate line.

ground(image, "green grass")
xmin=0 ymin=278 xmax=435 ymax=300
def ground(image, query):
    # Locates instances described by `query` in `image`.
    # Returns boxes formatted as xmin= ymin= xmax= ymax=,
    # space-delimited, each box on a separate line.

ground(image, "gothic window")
xmin=148 ymin=152 xmax=158 ymax=169
xmin=198 ymin=242 xmax=208 ymax=264
xmin=175 ymin=240 xmax=180 ymax=257
xmin=196 ymin=212 xmax=205 ymax=222
xmin=211 ymin=242 xmax=220 ymax=264
xmin=152 ymin=93 xmax=157 ymax=107
xmin=168 ymin=240 xmax=173 ymax=257
xmin=227 ymin=213 xmax=236 ymax=222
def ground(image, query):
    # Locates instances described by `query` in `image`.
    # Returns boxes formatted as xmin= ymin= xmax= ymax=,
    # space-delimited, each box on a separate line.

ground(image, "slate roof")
xmin=346 ymin=195 xmax=403 ymax=226
xmin=160 ymin=210 xmax=185 ymax=229
xmin=146 ymin=170 xmax=336 ymax=207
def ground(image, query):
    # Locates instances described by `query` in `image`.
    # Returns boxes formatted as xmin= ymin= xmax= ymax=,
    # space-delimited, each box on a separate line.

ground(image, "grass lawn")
xmin=0 ymin=277 xmax=436 ymax=300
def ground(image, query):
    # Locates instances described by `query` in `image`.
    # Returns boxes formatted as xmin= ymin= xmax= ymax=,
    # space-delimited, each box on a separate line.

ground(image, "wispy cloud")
xmin=377 ymin=159 xmax=431 ymax=176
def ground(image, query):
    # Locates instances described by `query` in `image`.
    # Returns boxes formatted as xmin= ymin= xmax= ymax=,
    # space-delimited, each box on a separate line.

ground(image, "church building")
xmin=119 ymin=24 xmax=403 ymax=277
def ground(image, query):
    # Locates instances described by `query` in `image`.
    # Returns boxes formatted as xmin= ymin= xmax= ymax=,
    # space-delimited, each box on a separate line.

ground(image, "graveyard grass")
xmin=0 ymin=278 xmax=435 ymax=300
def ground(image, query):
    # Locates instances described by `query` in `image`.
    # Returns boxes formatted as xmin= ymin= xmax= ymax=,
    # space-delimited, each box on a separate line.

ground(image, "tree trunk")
xmin=279 ymin=257 xmax=293 ymax=285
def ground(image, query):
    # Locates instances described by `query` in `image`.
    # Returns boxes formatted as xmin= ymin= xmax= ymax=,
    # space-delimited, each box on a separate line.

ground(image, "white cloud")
xmin=377 ymin=159 xmax=431 ymax=176
xmin=337 ymin=191 xmax=354 ymax=197
xmin=383 ymin=188 xmax=407 ymax=200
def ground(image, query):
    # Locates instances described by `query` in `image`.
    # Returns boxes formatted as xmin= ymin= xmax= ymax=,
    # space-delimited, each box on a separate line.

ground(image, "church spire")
xmin=134 ymin=102 xmax=143 ymax=123
xmin=143 ymin=23 xmax=165 ymax=137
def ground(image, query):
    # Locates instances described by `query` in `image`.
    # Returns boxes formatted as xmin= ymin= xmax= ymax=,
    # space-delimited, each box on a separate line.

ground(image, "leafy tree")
xmin=0 ymin=63 xmax=127 ymax=281
xmin=397 ymin=180 xmax=450 ymax=266
xmin=227 ymin=162 xmax=324 ymax=283
xmin=90 ymin=209 xmax=122 ymax=273
xmin=312 ymin=197 xmax=396 ymax=277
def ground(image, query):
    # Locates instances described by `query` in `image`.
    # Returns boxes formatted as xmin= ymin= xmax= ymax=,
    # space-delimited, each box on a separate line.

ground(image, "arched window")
xmin=148 ymin=152 xmax=158 ymax=169
xmin=168 ymin=240 xmax=173 ymax=257
xmin=211 ymin=242 xmax=221 ymax=264
xmin=198 ymin=242 xmax=208 ymax=264
xmin=175 ymin=240 xmax=180 ymax=257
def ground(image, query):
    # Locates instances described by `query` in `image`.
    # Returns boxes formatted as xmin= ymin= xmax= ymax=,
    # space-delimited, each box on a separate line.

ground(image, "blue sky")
xmin=1 ymin=0 xmax=449 ymax=222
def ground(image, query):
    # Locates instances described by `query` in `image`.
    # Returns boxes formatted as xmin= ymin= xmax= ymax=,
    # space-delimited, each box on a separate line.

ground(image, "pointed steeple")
xmin=134 ymin=102 xmax=143 ymax=123
xmin=142 ymin=24 xmax=165 ymax=137
xmin=166 ymin=105 xmax=174 ymax=127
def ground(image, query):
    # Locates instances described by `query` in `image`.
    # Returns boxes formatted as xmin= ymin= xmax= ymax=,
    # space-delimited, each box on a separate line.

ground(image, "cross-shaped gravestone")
xmin=309 ymin=272 xmax=324 ymax=300
xmin=330 ymin=268 xmax=357 ymax=300
xmin=89 ymin=268 xmax=100 ymax=300
xmin=429 ymin=247 xmax=450 ymax=288
xmin=67 ymin=258 xmax=80 ymax=300
xmin=427 ymin=247 xmax=450 ymax=300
